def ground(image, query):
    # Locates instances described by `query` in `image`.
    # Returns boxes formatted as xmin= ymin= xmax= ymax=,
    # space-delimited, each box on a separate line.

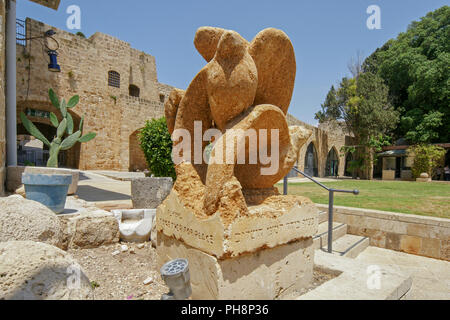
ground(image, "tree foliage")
xmin=407 ymin=144 xmax=446 ymax=179
xmin=138 ymin=117 xmax=176 ymax=180
xmin=316 ymin=72 xmax=398 ymax=178
xmin=362 ymin=6 xmax=450 ymax=143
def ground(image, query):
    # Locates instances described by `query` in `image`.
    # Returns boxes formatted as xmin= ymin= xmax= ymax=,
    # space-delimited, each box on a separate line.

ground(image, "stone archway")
xmin=129 ymin=129 xmax=147 ymax=172
xmin=17 ymin=101 xmax=81 ymax=169
xmin=304 ymin=142 xmax=318 ymax=177
xmin=325 ymin=147 xmax=339 ymax=177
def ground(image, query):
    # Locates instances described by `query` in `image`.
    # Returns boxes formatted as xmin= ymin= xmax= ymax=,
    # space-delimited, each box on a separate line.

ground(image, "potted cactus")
xmin=19 ymin=89 xmax=96 ymax=213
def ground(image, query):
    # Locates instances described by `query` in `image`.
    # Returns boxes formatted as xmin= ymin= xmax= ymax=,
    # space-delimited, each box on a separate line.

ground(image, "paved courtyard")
xmin=76 ymin=171 xmax=132 ymax=210
xmin=75 ymin=171 xmax=450 ymax=300
xmin=356 ymin=246 xmax=450 ymax=299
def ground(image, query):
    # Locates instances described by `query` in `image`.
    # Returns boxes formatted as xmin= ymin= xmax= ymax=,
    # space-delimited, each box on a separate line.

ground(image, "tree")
xmin=138 ymin=117 xmax=176 ymax=180
xmin=407 ymin=144 xmax=446 ymax=179
xmin=316 ymin=72 xmax=399 ymax=179
xmin=362 ymin=6 xmax=450 ymax=143
xmin=347 ymin=50 xmax=365 ymax=79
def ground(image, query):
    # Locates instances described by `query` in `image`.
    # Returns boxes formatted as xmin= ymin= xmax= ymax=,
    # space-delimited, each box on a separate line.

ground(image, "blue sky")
xmin=18 ymin=0 xmax=449 ymax=125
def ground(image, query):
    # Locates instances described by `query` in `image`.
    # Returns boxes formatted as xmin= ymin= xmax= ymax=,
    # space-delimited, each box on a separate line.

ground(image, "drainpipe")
xmin=5 ymin=0 xmax=17 ymax=166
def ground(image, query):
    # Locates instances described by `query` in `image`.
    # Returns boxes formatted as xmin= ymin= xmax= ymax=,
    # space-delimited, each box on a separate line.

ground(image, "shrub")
xmin=138 ymin=117 xmax=176 ymax=180
xmin=407 ymin=144 xmax=446 ymax=179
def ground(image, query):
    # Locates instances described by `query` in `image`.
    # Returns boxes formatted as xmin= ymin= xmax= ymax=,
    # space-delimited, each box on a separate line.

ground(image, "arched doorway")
xmin=129 ymin=129 xmax=147 ymax=172
xmin=17 ymin=108 xmax=82 ymax=169
xmin=325 ymin=147 xmax=339 ymax=177
xmin=17 ymin=123 xmax=70 ymax=168
xmin=304 ymin=143 xmax=318 ymax=177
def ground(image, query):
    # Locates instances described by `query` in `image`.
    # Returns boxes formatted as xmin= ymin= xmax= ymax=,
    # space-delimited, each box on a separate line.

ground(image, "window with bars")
xmin=129 ymin=84 xmax=140 ymax=97
xmin=16 ymin=19 xmax=26 ymax=46
xmin=108 ymin=71 xmax=120 ymax=88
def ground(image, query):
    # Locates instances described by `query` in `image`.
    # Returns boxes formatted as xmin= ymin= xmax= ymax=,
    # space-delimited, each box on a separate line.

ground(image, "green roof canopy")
xmin=377 ymin=149 xmax=407 ymax=157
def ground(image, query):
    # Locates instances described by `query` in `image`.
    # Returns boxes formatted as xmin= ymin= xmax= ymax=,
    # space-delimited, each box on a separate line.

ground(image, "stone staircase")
xmin=313 ymin=211 xmax=369 ymax=259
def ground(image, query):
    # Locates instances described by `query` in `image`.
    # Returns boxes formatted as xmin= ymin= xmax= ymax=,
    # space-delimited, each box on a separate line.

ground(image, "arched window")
xmin=108 ymin=71 xmax=120 ymax=88
xmin=129 ymin=84 xmax=140 ymax=97
xmin=159 ymin=94 xmax=165 ymax=103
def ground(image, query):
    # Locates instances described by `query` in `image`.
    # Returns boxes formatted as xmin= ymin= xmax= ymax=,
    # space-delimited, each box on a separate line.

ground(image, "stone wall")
xmin=317 ymin=204 xmax=450 ymax=261
xmin=15 ymin=18 xmax=172 ymax=171
xmin=29 ymin=0 xmax=60 ymax=10
xmin=0 ymin=0 xmax=5 ymax=195
xmin=287 ymin=115 xmax=352 ymax=178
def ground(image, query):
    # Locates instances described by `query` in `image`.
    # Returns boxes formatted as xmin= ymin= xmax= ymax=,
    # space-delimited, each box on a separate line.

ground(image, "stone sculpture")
xmin=157 ymin=27 xmax=319 ymax=300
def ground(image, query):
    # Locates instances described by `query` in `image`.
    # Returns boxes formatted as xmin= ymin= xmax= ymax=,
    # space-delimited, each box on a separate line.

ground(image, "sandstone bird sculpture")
xmin=165 ymin=27 xmax=312 ymax=219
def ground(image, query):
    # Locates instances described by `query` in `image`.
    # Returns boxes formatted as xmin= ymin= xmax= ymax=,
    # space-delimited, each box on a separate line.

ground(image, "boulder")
xmin=131 ymin=177 xmax=173 ymax=209
xmin=0 ymin=195 xmax=63 ymax=248
xmin=0 ymin=241 xmax=93 ymax=300
xmin=60 ymin=211 xmax=120 ymax=250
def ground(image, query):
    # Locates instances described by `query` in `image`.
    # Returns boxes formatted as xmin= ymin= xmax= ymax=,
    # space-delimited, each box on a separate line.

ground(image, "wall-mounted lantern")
xmin=47 ymin=50 xmax=60 ymax=72
xmin=44 ymin=30 xmax=61 ymax=72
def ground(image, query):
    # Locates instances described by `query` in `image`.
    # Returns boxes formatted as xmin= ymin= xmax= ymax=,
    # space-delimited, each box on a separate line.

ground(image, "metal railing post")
xmin=285 ymin=167 xmax=359 ymax=255
xmin=328 ymin=190 xmax=334 ymax=253
xmin=283 ymin=176 xmax=288 ymax=195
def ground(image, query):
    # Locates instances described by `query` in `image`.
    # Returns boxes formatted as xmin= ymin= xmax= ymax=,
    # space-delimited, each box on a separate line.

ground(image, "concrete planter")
xmin=7 ymin=166 xmax=79 ymax=195
xmin=131 ymin=177 xmax=173 ymax=209
xmin=112 ymin=209 xmax=156 ymax=243
xmin=22 ymin=173 xmax=72 ymax=214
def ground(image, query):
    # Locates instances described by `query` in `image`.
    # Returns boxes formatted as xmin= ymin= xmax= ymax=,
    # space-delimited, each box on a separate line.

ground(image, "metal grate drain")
xmin=161 ymin=259 xmax=188 ymax=277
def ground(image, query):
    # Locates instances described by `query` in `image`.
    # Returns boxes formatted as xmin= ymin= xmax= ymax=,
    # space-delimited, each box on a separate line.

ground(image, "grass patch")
xmin=276 ymin=180 xmax=450 ymax=219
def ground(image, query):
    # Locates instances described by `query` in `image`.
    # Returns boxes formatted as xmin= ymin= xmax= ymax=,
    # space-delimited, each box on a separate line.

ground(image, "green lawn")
xmin=276 ymin=180 xmax=450 ymax=219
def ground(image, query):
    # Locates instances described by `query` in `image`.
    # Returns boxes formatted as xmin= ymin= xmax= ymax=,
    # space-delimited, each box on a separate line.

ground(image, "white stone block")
xmin=112 ymin=209 xmax=156 ymax=243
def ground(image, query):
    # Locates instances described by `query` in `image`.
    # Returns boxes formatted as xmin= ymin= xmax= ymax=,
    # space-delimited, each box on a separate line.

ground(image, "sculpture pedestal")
xmin=156 ymin=189 xmax=319 ymax=299
xmin=157 ymin=232 xmax=314 ymax=300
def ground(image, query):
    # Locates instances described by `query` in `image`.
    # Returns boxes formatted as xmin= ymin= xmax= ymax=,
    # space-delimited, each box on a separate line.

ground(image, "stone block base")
xmin=157 ymin=232 xmax=314 ymax=300
xmin=131 ymin=177 xmax=173 ymax=209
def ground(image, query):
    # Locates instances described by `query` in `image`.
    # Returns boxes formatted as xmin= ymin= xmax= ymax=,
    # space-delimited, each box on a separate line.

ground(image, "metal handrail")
xmin=283 ymin=167 xmax=359 ymax=253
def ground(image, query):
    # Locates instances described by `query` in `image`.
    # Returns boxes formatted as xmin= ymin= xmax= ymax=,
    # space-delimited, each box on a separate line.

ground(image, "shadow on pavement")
xmin=76 ymin=185 xmax=131 ymax=202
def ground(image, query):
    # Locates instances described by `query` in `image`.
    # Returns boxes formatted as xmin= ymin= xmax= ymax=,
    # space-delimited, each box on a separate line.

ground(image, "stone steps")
xmin=318 ymin=210 xmax=327 ymax=224
xmin=327 ymin=234 xmax=370 ymax=258
xmin=314 ymin=212 xmax=369 ymax=259
xmin=313 ymin=222 xmax=347 ymax=250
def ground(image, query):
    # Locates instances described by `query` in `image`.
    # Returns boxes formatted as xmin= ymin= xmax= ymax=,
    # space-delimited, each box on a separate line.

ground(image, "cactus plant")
xmin=20 ymin=88 xmax=96 ymax=168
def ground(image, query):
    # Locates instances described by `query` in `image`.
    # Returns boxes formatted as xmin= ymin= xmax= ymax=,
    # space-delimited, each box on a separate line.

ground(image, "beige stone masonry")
xmin=317 ymin=204 xmax=450 ymax=261
xmin=157 ymin=189 xmax=318 ymax=259
xmin=157 ymin=232 xmax=314 ymax=300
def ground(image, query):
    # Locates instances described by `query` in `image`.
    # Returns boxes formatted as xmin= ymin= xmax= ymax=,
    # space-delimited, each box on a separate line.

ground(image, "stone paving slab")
xmin=89 ymin=170 xmax=146 ymax=181
xmin=76 ymin=171 xmax=132 ymax=209
xmin=297 ymin=249 xmax=413 ymax=300
xmin=356 ymin=246 xmax=450 ymax=300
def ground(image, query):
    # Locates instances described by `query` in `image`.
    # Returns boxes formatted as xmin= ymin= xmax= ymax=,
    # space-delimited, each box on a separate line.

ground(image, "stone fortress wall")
xmin=15 ymin=18 xmax=171 ymax=171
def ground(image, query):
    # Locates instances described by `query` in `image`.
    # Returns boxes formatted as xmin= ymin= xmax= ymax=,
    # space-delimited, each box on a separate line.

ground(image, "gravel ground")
xmin=278 ymin=270 xmax=337 ymax=300
xmin=70 ymin=243 xmax=335 ymax=300
xmin=69 ymin=242 xmax=169 ymax=300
